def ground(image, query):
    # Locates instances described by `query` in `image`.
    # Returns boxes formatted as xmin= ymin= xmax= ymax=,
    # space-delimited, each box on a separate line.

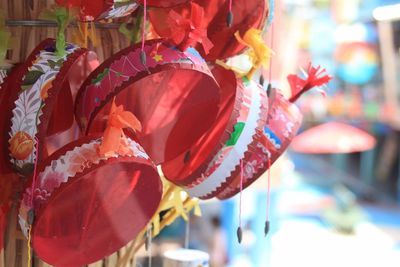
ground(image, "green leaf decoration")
xmin=225 ymin=122 xmax=245 ymax=146
xmin=40 ymin=6 xmax=76 ymax=58
xmin=22 ymin=70 xmax=45 ymax=85
xmin=92 ymin=68 xmax=109 ymax=84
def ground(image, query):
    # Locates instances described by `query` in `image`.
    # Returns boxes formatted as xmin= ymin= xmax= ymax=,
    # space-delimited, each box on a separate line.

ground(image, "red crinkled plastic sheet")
xmin=21 ymin=135 xmax=162 ymax=266
xmin=149 ymin=0 xmax=268 ymax=61
xmin=75 ymin=39 xmax=220 ymax=164
xmin=161 ymin=66 xmax=241 ymax=187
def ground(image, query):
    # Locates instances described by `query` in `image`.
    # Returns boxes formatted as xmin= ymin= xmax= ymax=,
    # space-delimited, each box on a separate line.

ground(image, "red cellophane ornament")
xmin=137 ymin=0 xmax=190 ymax=8
xmin=56 ymin=0 xmax=113 ymax=21
xmin=149 ymin=0 xmax=268 ymax=61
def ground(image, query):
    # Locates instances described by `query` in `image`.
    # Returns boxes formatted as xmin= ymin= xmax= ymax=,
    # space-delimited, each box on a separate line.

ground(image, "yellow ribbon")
xmin=72 ymin=21 xmax=98 ymax=48
xmin=235 ymin=28 xmax=274 ymax=79
xmin=149 ymin=178 xmax=201 ymax=236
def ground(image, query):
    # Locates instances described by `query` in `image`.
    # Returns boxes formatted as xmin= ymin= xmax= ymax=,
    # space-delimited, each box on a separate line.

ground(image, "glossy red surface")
xmin=33 ymin=157 xmax=162 ymax=266
xmin=137 ymin=0 xmax=189 ymax=8
xmin=149 ymin=0 xmax=268 ymax=61
xmin=161 ymin=66 xmax=238 ymax=186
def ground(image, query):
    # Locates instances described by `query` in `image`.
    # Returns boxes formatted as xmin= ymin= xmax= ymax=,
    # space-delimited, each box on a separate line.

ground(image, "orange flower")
xmin=98 ymin=100 xmax=142 ymax=157
xmin=40 ymin=78 xmax=55 ymax=99
xmin=9 ymin=131 xmax=34 ymax=160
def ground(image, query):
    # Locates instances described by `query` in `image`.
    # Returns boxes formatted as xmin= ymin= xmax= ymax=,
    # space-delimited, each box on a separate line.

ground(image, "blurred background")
xmin=137 ymin=0 xmax=400 ymax=266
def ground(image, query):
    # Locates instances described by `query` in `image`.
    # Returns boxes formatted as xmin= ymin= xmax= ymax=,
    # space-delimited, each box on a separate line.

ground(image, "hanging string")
xmin=27 ymin=137 xmax=39 ymax=267
xmin=140 ymin=0 xmax=147 ymax=66
xmin=27 ymin=225 xmax=33 ymax=267
xmin=146 ymin=224 xmax=152 ymax=267
xmin=267 ymin=23 xmax=274 ymax=97
xmin=237 ymin=159 xmax=244 ymax=243
xmin=264 ymin=158 xmax=271 ymax=236
xmin=185 ymin=213 xmax=190 ymax=249
xmin=227 ymin=0 xmax=233 ymax=27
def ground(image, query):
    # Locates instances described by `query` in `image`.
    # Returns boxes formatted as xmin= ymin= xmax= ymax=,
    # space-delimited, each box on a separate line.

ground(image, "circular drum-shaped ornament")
xmin=75 ymin=39 xmax=220 ymax=164
xmin=19 ymin=136 xmax=162 ymax=266
xmin=216 ymin=89 xmax=303 ymax=199
xmin=161 ymin=66 xmax=241 ymax=187
xmin=149 ymin=0 xmax=268 ymax=61
xmin=170 ymin=75 xmax=268 ymax=199
xmin=7 ymin=39 xmax=98 ymax=177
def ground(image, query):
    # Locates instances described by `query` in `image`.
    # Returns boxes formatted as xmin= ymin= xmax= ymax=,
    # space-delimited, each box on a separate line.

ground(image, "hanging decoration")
xmin=149 ymin=0 xmax=269 ymax=61
xmin=6 ymin=39 xmax=93 ymax=176
xmin=18 ymin=134 xmax=162 ymax=266
xmin=75 ymin=39 xmax=220 ymax=164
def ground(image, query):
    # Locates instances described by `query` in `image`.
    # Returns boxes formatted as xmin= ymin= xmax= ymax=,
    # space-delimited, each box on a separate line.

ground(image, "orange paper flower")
xmin=40 ymin=77 xmax=55 ymax=100
xmin=9 ymin=131 xmax=34 ymax=160
xmin=98 ymin=100 xmax=142 ymax=157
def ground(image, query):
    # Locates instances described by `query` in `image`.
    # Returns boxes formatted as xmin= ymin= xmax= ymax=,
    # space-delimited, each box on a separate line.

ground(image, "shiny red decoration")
xmin=161 ymin=66 xmax=240 ymax=186
xmin=22 ymin=136 xmax=162 ymax=266
xmin=75 ymin=39 xmax=220 ymax=164
xmin=149 ymin=0 xmax=268 ymax=61
xmin=290 ymin=122 xmax=376 ymax=154
xmin=56 ymin=0 xmax=113 ymax=21
xmin=137 ymin=0 xmax=190 ymax=8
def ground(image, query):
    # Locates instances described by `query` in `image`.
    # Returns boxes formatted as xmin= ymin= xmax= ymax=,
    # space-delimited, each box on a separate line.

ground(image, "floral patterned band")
xmin=8 ymin=39 xmax=86 ymax=176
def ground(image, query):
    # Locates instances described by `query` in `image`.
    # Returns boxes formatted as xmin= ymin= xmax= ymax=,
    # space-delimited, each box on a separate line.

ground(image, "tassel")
xmin=265 ymin=158 xmax=271 ymax=237
xmin=237 ymin=159 xmax=244 ymax=244
xmin=288 ymin=63 xmax=332 ymax=103
xmin=264 ymin=220 xmax=270 ymax=237
xmin=140 ymin=0 xmax=147 ymax=66
xmin=259 ymin=74 xmax=265 ymax=86
xmin=227 ymin=0 xmax=233 ymax=27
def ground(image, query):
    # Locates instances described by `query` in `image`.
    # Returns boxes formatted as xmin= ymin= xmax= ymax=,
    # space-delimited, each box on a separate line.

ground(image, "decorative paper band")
xmin=217 ymin=90 xmax=303 ymax=200
xmin=8 ymin=40 xmax=83 ymax=176
xmin=186 ymin=77 xmax=262 ymax=198
xmin=18 ymin=136 xmax=149 ymax=236
xmin=161 ymin=66 xmax=242 ymax=187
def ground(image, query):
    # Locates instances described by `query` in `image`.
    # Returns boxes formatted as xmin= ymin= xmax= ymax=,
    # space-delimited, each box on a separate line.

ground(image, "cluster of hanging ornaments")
xmin=0 ymin=0 xmax=332 ymax=265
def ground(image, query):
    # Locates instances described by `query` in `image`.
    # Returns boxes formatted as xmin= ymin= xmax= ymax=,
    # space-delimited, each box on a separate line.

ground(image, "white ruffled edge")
xmin=19 ymin=137 xmax=149 ymax=237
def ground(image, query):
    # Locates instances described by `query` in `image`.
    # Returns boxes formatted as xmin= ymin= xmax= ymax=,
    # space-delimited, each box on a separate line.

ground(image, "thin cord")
xmin=237 ymin=159 xmax=244 ymax=243
xmin=264 ymin=158 xmax=271 ymax=237
xmin=140 ymin=0 xmax=147 ymax=66
xmin=30 ymin=138 xmax=39 ymax=206
xmin=141 ymin=0 xmax=147 ymax=51
xmin=27 ymin=225 xmax=32 ymax=267
xmin=229 ymin=0 xmax=233 ymax=11
xmin=266 ymin=158 xmax=271 ymax=221
xmin=27 ymin=137 xmax=39 ymax=267
xmin=268 ymin=23 xmax=274 ymax=85
xmin=147 ymin=226 xmax=152 ymax=267
xmin=184 ymin=214 xmax=190 ymax=249
xmin=239 ymin=159 xmax=244 ymax=228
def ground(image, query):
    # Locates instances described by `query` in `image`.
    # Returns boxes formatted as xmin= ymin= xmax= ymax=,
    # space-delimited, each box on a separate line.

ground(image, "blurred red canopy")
xmin=291 ymin=122 xmax=376 ymax=154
